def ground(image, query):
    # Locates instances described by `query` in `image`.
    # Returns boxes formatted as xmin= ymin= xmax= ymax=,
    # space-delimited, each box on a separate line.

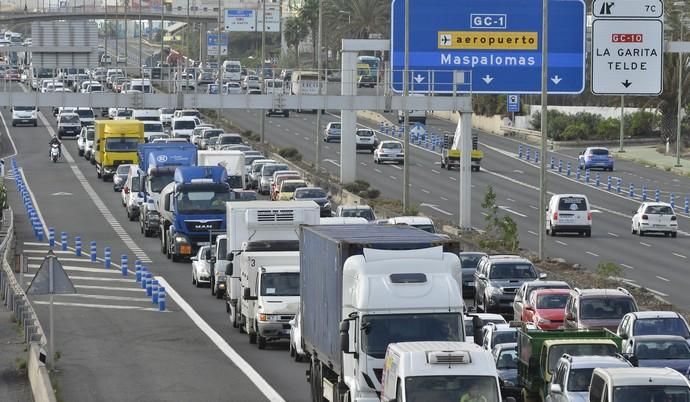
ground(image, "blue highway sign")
xmin=391 ymin=0 xmax=586 ymax=94
xmin=507 ymin=94 xmax=520 ymax=112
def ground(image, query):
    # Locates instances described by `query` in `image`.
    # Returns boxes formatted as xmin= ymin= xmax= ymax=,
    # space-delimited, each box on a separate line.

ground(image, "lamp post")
xmin=315 ymin=0 xmax=323 ymax=174
xmin=676 ymin=6 xmax=685 ymax=167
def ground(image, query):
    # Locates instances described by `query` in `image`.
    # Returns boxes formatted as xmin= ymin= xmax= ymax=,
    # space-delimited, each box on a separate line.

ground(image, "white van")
xmin=264 ymin=79 xmax=289 ymax=117
xmin=387 ymin=216 xmax=435 ymax=233
xmin=11 ymin=106 xmax=37 ymax=127
xmin=132 ymin=109 xmax=161 ymax=122
xmin=128 ymin=79 xmax=153 ymax=93
xmin=222 ymin=60 xmax=241 ymax=82
xmin=397 ymin=94 xmax=427 ymax=124
xmin=546 ymin=194 xmax=591 ymax=237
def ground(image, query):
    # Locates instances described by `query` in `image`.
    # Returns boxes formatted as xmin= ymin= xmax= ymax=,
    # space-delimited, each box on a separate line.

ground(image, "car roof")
xmin=492 ymin=342 xmax=517 ymax=353
xmin=488 ymin=255 xmax=533 ymax=264
xmin=532 ymin=288 xmax=573 ymax=296
xmin=525 ymin=280 xmax=570 ymax=289
xmin=339 ymin=204 xmax=372 ymax=210
xmin=640 ymin=202 xmax=674 ymax=208
xmin=388 ymin=216 xmax=433 ymax=225
xmin=459 ymin=252 xmax=487 ymax=257
xmin=630 ymin=335 xmax=689 ymax=342
xmin=597 ymin=367 xmax=690 ymax=387
xmin=629 ymin=311 xmax=681 ymax=319
xmin=567 ymin=355 xmax=631 ymax=369
xmin=576 ymin=288 xmax=633 ymax=298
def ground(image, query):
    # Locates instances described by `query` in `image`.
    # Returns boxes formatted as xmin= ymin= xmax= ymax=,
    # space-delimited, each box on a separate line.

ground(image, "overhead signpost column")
xmin=391 ymin=0 xmax=585 ymax=231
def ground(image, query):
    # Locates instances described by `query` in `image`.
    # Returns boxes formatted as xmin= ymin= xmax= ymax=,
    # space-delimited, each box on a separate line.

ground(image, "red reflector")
xmin=553 ymin=212 xmax=558 ymax=220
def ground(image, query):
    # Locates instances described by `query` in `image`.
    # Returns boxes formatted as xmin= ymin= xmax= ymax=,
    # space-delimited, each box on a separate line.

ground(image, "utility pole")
xmin=676 ymin=18 xmax=684 ymax=167
xmin=402 ymin=0 xmax=410 ymax=212
xmin=538 ymin=0 xmax=549 ymax=261
xmin=115 ymin=0 xmax=119 ymax=58
xmin=138 ymin=0 xmax=142 ymax=72
xmin=259 ymin=0 xmax=266 ymax=144
xmin=315 ymin=0 xmax=322 ymax=173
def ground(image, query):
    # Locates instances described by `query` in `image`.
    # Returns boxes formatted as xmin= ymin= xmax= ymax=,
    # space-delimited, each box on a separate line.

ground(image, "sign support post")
xmin=538 ymin=0 xmax=549 ymax=261
xmin=48 ymin=255 xmax=54 ymax=371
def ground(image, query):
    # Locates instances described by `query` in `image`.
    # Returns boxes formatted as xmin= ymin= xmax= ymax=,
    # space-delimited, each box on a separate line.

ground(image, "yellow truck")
xmin=94 ymin=120 xmax=144 ymax=181
xmin=441 ymin=133 xmax=483 ymax=171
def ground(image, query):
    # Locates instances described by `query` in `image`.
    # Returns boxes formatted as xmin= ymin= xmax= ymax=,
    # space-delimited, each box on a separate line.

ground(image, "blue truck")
xmin=137 ymin=143 xmax=197 ymax=237
xmin=157 ymin=166 xmax=232 ymax=262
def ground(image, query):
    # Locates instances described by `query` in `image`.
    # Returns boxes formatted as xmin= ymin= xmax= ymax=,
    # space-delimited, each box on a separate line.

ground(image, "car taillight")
xmin=641 ymin=214 xmax=648 ymax=220
xmin=587 ymin=211 xmax=592 ymax=221
xmin=671 ymin=216 xmax=677 ymax=221
xmin=553 ymin=212 xmax=558 ymax=220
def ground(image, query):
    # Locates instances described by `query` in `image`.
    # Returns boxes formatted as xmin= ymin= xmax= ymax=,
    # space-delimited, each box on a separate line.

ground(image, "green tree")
xmin=298 ymin=0 xmax=320 ymax=66
xmin=323 ymin=0 xmax=390 ymax=40
xmin=284 ymin=16 xmax=309 ymax=68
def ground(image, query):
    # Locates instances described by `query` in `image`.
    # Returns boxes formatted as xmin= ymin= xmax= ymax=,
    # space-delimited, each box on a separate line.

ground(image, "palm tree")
xmin=298 ymin=0 xmax=319 ymax=66
xmin=284 ymin=16 xmax=309 ymax=68
xmin=322 ymin=0 xmax=390 ymax=40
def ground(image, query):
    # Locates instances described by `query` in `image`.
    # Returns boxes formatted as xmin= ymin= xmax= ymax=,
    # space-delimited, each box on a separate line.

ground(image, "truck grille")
xmin=257 ymin=209 xmax=295 ymax=222
xmin=185 ymin=220 xmax=223 ymax=232
xmin=113 ymin=160 xmax=133 ymax=166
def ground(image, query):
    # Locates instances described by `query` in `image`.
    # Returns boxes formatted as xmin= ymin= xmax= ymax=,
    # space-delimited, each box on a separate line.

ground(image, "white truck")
xmin=224 ymin=201 xmax=320 ymax=329
xmin=301 ymin=224 xmax=464 ymax=402
xmin=239 ymin=251 xmax=300 ymax=348
xmin=197 ymin=150 xmax=246 ymax=190
xmin=380 ymin=342 xmax=508 ymax=402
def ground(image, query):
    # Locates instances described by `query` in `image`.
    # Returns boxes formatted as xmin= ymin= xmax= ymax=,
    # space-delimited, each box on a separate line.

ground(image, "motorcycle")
xmin=50 ymin=144 xmax=60 ymax=163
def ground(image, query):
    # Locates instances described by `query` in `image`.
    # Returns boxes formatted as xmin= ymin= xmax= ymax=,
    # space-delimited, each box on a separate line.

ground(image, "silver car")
xmin=258 ymin=163 xmax=289 ymax=195
xmin=373 ymin=140 xmax=404 ymax=164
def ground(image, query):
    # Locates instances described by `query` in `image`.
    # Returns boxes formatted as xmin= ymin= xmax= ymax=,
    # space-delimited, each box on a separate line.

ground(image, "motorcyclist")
xmin=48 ymin=135 xmax=62 ymax=159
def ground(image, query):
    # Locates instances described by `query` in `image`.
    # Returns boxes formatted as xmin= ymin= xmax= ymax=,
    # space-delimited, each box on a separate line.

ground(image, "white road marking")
xmin=54 ymin=293 xmax=152 ymax=302
xmin=440 ymin=196 xmax=449 ymax=201
xmin=556 ymin=240 xmax=568 ymax=246
xmin=323 ymin=159 xmax=340 ymax=167
xmin=620 ymin=263 xmax=634 ymax=270
xmin=33 ymin=300 xmax=166 ymax=312
xmin=74 ymin=285 xmax=144 ymax=292
xmin=156 ymin=277 xmax=286 ymax=402
xmin=22 ymin=274 xmax=135 ymax=282
xmin=513 ymin=170 xmax=524 ymax=174
xmin=481 ymin=212 xmax=489 ymax=217
xmin=421 ymin=189 xmax=430 ymax=194
xmin=585 ymin=251 xmax=599 ymax=257
xmin=374 ymin=168 xmax=382 ymax=173
xmin=27 ymin=264 xmax=121 ymax=274
xmin=391 ymin=165 xmax=402 ymax=170
xmin=449 ymin=176 xmax=457 ymax=181
xmin=528 ymin=230 xmax=538 ymax=236
xmin=360 ymin=162 xmax=367 ymax=166
xmin=607 ymin=232 xmax=619 ymax=237
xmin=420 ymin=203 xmax=453 ymax=216
xmin=498 ymin=206 xmax=527 ymax=218
xmin=656 ymin=275 xmax=670 ymax=282
xmin=22 ymin=249 xmax=73 ymax=254
xmin=431 ymin=169 xmax=440 ymax=174
xmin=389 ymin=175 xmax=397 ymax=180
xmin=647 ymin=288 xmax=669 ymax=297
xmin=673 ymin=252 xmax=687 ymax=259
xmin=27 ymin=256 xmax=95 ymax=262
xmin=640 ymin=242 xmax=651 ymax=247
xmin=529 ymin=205 xmax=538 ymax=210
xmin=506 ymin=198 xmax=515 ymax=202
xmin=303 ymin=137 xmax=310 ymax=141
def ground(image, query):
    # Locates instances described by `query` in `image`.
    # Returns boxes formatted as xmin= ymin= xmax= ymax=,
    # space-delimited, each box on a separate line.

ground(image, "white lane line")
xmin=156 ymin=277 xmax=286 ymax=402
xmin=440 ymin=196 xmax=449 ymax=201
xmin=27 ymin=264 xmax=121 ymax=274
xmin=449 ymin=176 xmax=457 ymax=181
xmin=22 ymin=249 xmax=73 ymax=254
xmin=639 ymin=242 xmax=651 ymax=247
xmin=498 ymin=206 xmax=527 ymax=218
xmin=648 ymin=288 xmax=670 ymax=297
xmin=585 ymin=251 xmax=599 ymax=257
xmin=360 ymin=162 xmax=367 ymax=166
xmin=374 ymin=168 xmax=382 ymax=173
xmin=527 ymin=230 xmax=538 ymax=236
xmin=620 ymin=263 xmax=635 ymax=270
xmin=556 ymin=240 xmax=568 ymax=246
xmin=421 ymin=188 xmax=430 ymax=194
xmin=54 ymin=293 xmax=152 ymax=302
xmin=673 ymin=252 xmax=687 ymax=259
xmin=481 ymin=212 xmax=489 ymax=217
xmin=303 ymin=137 xmax=310 ymax=141
xmin=513 ymin=170 xmax=524 ymax=174
xmin=294 ymin=132 xmax=299 ymax=136
xmin=391 ymin=165 xmax=402 ymax=170
xmin=33 ymin=300 xmax=165 ymax=312
xmin=75 ymin=285 xmax=144 ymax=292
xmin=23 ymin=275 xmax=135 ymax=282
xmin=656 ymin=275 xmax=670 ymax=282
xmin=26 ymin=256 xmax=94 ymax=262
xmin=389 ymin=175 xmax=397 ymax=180
xmin=608 ymin=232 xmax=619 ymax=237
xmin=431 ymin=169 xmax=440 ymax=174
xmin=506 ymin=198 xmax=515 ymax=202
xmin=529 ymin=205 xmax=538 ymax=210
xmin=22 ymin=242 xmax=51 ymax=247
xmin=0 ymin=106 xmax=18 ymax=159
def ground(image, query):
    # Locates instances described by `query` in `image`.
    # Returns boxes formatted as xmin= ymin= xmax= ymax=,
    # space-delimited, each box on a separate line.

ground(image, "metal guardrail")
xmin=500 ymin=125 xmax=542 ymax=139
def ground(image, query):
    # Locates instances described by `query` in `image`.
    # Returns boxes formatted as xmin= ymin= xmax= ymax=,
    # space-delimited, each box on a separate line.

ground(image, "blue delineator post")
xmin=685 ymin=197 xmax=689 ymax=214
xmin=642 ymin=185 xmax=647 ymax=202
xmin=90 ymin=241 xmax=97 ymax=262
xmin=566 ymin=162 xmax=571 ymax=177
xmin=670 ymin=193 xmax=675 ymax=208
xmin=152 ymin=280 xmax=159 ymax=303
xmin=104 ymin=247 xmax=111 ymax=269
xmin=48 ymin=227 xmax=55 ymax=248
xmin=158 ymin=287 xmax=166 ymax=311
xmin=121 ymin=255 xmax=128 ymax=276
xmin=75 ymin=236 xmax=82 ymax=257
xmin=558 ymin=160 xmax=563 ymax=173
xmin=61 ymin=232 xmax=68 ymax=251
xmin=526 ymin=148 xmax=531 ymax=161
xmin=140 ymin=267 xmax=148 ymax=289
xmin=145 ymin=272 xmax=153 ymax=296
xmin=629 ymin=184 xmax=635 ymax=198
xmin=617 ymin=178 xmax=622 ymax=193
xmin=595 ymin=172 xmax=600 ymax=187
xmin=607 ymin=176 xmax=612 ymax=191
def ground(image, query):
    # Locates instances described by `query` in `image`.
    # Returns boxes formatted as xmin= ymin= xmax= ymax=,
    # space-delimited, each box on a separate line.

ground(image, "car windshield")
xmin=547 ymin=344 xmax=617 ymax=374
xmin=405 ymin=375 xmax=499 ymax=402
xmin=176 ymin=190 xmax=232 ymax=214
xmin=149 ymin=172 xmax=175 ymax=193
xmin=260 ymin=272 xmax=300 ymax=297
xmin=341 ymin=208 xmax=375 ymax=221
xmin=117 ymin=110 xmax=133 ymax=117
xmin=361 ymin=313 xmax=462 ymax=359
xmin=382 ymin=142 xmax=402 ymax=150
xmin=75 ymin=109 xmax=94 ymax=119
xmin=357 ymin=130 xmax=374 ymax=137
xmin=493 ymin=330 xmax=518 ymax=347
xmin=590 ymin=148 xmax=609 ymax=156
xmin=636 ymin=340 xmax=690 ymax=360
xmin=245 ymin=156 xmax=264 ymax=166
xmin=580 ymin=297 xmax=636 ymax=320
xmin=281 ymin=182 xmax=306 ymax=193
xmin=116 ymin=165 xmax=130 ymax=175
xmin=203 ymin=130 xmax=223 ymax=138
xmin=558 ymin=197 xmax=588 ymax=211
xmin=262 ymin=164 xmax=288 ymax=176
xmin=174 ymin=120 xmax=196 ymax=129
xmin=60 ymin=115 xmax=79 ymax=124
xmin=144 ymin=123 xmax=163 ymax=132
xmin=489 ymin=263 xmax=537 ymax=279
xmin=219 ymin=135 xmax=242 ymax=145
xmin=536 ymin=294 xmax=569 ymax=309
xmin=105 ymin=138 xmax=139 ymax=152
xmin=460 ymin=254 xmax=483 ymax=269
xmin=613 ymin=385 xmax=690 ymax=402
xmin=633 ymin=318 xmax=690 ymax=337
xmin=226 ymin=64 xmax=240 ymax=72
xmin=413 ymin=224 xmax=436 ymax=233
xmin=89 ymin=85 xmax=103 ymax=91
xmin=645 ymin=205 xmax=675 ymax=215
xmin=14 ymin=106 xmax=35 ymax=111
xmin=295 ymin=188 xmax=327 ymax=199
xmin=160 ymin=108 xmax=174 ymax=114
xmin=567 ymin=368 xmax=595 ymax=392
xmin=329 ymin=123 xmax=341 ymax=130
xmin=496 ymin=348 xmax=518 ymax=369
xmin=86 ymin=130 xmax=94 ymax=140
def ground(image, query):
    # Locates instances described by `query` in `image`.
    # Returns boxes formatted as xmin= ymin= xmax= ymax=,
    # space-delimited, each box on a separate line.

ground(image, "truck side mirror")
xmin=226 ymin=253 xmax=233 ymax=261
xmin=225 ymin=263 xmax=233 ymax=276
xmin=243 ymin=287 xmax=252 ymax=300
xmin=339 ymin=320 xmax=350 ymax=353
xmin=205 ymin=249 xmax=211 ymax=260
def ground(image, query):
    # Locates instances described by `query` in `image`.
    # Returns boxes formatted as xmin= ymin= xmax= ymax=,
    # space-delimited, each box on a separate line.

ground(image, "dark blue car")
xmin=624 ymin=335 xmax=690 ymax=374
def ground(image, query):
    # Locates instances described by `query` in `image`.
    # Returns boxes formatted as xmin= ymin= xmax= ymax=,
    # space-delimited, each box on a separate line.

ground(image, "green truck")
xmin=516 ymin=325 xmax=623 ymax=402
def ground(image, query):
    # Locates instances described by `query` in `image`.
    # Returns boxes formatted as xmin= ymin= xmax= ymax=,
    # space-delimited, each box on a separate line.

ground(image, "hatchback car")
xmin=374 ymin=141 xmax=405 ymax=164
xmin=336 ymin=204 xmax=376 ymax=221
xmin=547 ymin=354 xmax=632 ymax=402
xmin=524 ymin=288 xmax=572 ymax=330
xmin=622 ymin=335 xmax=690 ymax=373
xmin=355 ymin=128 xmax=378 ymax=153
xmin=113 ymin=164 xmax=131 ymax=192
xmin=294 ymin=187 xmax=331 ymax=217
xmin=632 ymin=202 xmax=678 ymax=237
xmin=578 ymin=147 xmax=614 ymax=171
xmin=492 ymin=343 xmax=520 ymax=400
xmin=191 ymin=246 xmax=212 ymax=288
xmin=480 ymin=323 xmax=518 ymax=351
xmin=513 ymin=280 xmax=571 ymax=322
xmin=323 ymin=122 xmax=341 ymax=142
xmin=277 ymin=179 xmax=308 ymax=201
xmin=617 ymin=311 xmax=690 ymax=351
xmin=563 ymin=288 xmax=638 ymax=331
xmin=474 ymin=255 xmax=545 ymax=315
xmin=546 ymin=194 xmax=592 ymax=237
xmin=259 ymin=163 xmax=289 ymax=195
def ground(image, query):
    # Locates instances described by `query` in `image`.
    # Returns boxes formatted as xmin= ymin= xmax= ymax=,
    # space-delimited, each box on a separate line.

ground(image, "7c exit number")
xmin=470 ymin=14 xmax=507 ymax=29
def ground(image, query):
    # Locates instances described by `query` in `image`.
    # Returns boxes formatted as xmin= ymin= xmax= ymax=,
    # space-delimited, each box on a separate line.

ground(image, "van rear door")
xmin=556 ymin=196 xmax=589 ymax=226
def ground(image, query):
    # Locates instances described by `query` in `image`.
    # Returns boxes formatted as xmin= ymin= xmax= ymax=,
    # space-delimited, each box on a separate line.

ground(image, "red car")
xmin=523 ymin=288 xmax=572 ymax=330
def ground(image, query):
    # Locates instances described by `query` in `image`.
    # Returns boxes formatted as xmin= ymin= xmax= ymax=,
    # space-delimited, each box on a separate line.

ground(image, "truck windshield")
xmin=260 ymin=272 xmax=299 ymax=297
xmin=567 ymin=368 xmax=595 ymax=392
xmin=149 ymin=173 xmax=175 ymax=193
xmin=105 ymin=138 xmax=139 ymax=151
xmin=228 ymin=176 xmax=243 ymax=189
xmin=547 ymin=344 xmax=617 ymax=375
xmin=613 ymin=386 xmax=690 ymax=402
xmin=361 ymin=313 xmax=462 ymax=359
xmin=405 ymin=375 xmax=499 ymax=402
xmin=176 ymin=190 xmax=231 ymax=214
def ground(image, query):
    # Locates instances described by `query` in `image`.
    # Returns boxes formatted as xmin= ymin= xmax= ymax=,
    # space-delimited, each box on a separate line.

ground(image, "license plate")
xmin=466 ymin=281 xmax=475 ymax=287
xmin=198 ymin=242 xmax=210 ymax=246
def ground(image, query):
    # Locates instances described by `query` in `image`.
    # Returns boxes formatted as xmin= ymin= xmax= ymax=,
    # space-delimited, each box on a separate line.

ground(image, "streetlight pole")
xmin=138 ymin=0 xmax=142 ymax=72
xmin=676 ymin=16 xmax=684 ymax=167
xmin=259 ymin=0 xmax=266 ymax=145
xmin=115 ymin=0 xmax=119 ymax=59
xmin=538 ymin=0 xmax=549 ymax=260
xmin=315 ymin=0 xmax=323 ymax=174
xmin=402 ymin=0 xmax=410 ymax=212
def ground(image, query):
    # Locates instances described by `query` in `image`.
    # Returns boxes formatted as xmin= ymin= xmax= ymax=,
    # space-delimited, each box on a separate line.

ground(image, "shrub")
xmin=278 ymin=147 xmax=302 ymax=162
xmin=343 ymin=180 xmax=370 ymax=194
xmin=366 ymin=188 xmax=381 ymax=199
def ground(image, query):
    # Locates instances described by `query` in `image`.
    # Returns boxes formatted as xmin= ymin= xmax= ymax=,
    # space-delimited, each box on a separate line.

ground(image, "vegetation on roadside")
xmin=479 ymin=186 xmax=519 ymax=253
xmin=278 ymin=147 xmax=303 ymax=162
xmin=529 ymin=110 xmax=661 ymax=142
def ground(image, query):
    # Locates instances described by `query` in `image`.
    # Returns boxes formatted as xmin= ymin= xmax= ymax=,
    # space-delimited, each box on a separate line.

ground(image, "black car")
xmin=293 ymin=187 xmax=331 ymax=217
xmin=459 ymin=252 xmax=487 ymax=299
xmin=357 ymin=75 xmax=376 ymax=88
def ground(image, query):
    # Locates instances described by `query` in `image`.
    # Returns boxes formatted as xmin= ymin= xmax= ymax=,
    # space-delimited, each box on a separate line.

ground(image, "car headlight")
xmin=174 ymin=235 xmax=189 ymax=244
xmin=503 ymin=380 xmax=515 ymax=387
xmin=324 ymin=202 xmax=331 ymax=208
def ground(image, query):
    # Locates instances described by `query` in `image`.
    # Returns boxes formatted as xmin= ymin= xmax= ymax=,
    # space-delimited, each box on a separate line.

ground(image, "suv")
xmin=459 ymin=252 xmax=487 ymax=299
xmin=480 ymin=323 xmax=517 ymax=351
xmin=57 ymin=112 xmax=81 ymax=138
xmin=323 ymin=121 xmax=341 ymax=142
xmin=11 ymin=106 xmax=37 ymax=127
xmin=546 ymin=354 xmax=632 ymax=402
xmin=474 ymin=255 xmax=545 ymax=315
xmin=546 ymin=194 xmax=592 ymax=237
xmin=563 ymin=288 xmax=638 ymax=331
xmin=336 ymin=204 xmax=376 ymax=221
xmin=588 ymin=367 xmax=690 ymax=402
xmin=617 ymin=311 xmax=690 ymax=351
xmin=355 ymin=128 xmax=378 ymax=153
xmin=513 ymin=280 xmax=571 ymax=323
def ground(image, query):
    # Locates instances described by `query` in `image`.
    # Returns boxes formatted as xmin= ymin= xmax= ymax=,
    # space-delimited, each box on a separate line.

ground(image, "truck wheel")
xmin=248 ymin=331 xmax=257 ymax=344
xmin=192 ymin=275 xmax=197 ymax=286
xmin=97 ymin=169 xmax=102 ymax=179
xmin=257 ymin=334 xmax=266 ymax=349
xmin=160 ymin=230 xmax=167 ymax=254
xmin=171 ymin=253 xmax=180 ymax=262
xmin=310 ymin=359 xmax=325 ymax=402
xmin=215 ymin=289 xmax=223 ymax=299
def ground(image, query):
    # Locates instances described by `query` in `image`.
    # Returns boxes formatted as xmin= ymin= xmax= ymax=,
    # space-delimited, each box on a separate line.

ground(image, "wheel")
xmin=160 ymin=230 xmax=166 ymax=253
xmin=631 ymin=225 xmax=637 ymax=235
xmin=289 ymin=341 xmax=295 ymax=358
xmin=11 ymin=122 xmax=15 ymax=127
xmin=78 ymin=149 xmax=84 ymax=156
xmin=33 ymin=122 xmax=37 ymax=127
xmin=97 ymin=170 xmax=102 ymax=178
xmin=585 ymin=229 xmax=591 ymax=237
xmin=283 ymin=111 xmax=289 ymax=117
xmin=638 ymin=225 xmax=645 ymax=236
xmin=248 ymin=331 xmax=257 ymax=344
xmin=216 ymin=289 xmax=223 ymax=299
xmin=440 ymin=160 xmax=445 ymax=169
xmin=257 ymin=335 xmax=266 ymax=349
xmin=672 ymin=231 xmax=678 ymax=238
xmin=665 ymin=231 xmax=670 ymax=237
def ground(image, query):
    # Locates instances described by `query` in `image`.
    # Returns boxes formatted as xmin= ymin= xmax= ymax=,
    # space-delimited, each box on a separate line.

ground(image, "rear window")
xmin=536 ymin=293 xmax=569 ymax=309
xmin=633 ymin=318 xmax=690 ymax=337
xmin=459 ymin=254 xmax=483 ymax=269
xmin=590 ymin=148 xmax=609 ymax=156
xmin=219 ymin=135 xmax=242 ymax=145
xmin=489 ymin=263 xmax=537 ymax=279
xmin=144 ymin=123 xmax=163 ymax=132
xmin=492 ymin=330 xmax=517 ymax=346
xmin=14 ymin=106 xmax=35 ymax=111
xmin=357 ymin=130 xmax=374 ymax=137
xmin=557 ymin=197 xmax=588 ymax=211
xmin=579 ymin=297 xmax=636 ymax=320
xmin=645 ymin=205 xmax=674 ymax=215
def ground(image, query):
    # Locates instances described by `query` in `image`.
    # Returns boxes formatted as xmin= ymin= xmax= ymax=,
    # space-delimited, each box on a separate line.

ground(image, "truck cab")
xmin=94 ymin=120 xmax=144 ymax=180
xmin=380 ymin=342 xmax=508 ymax=402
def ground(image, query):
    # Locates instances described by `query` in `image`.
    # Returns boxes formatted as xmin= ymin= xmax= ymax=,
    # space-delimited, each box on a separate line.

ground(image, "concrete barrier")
xmin=27 ymin=343 xmax=56 ymax=402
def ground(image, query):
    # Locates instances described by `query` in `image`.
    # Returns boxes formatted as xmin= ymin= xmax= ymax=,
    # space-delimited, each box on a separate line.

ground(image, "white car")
xmin=159 ymin=108 xmax=175 ymax=127
xmin=77 ymin=126 xmax=94 ymax=157
xmin=631 ymin=202 xmax=678 ymax=237
xmin=11 ymin=106 xmax=37 ymax=127
xmin=170 ymin=116 xmax=198 ymax=141
xmin=546 ymin=194 xmax=591 ymax=237
xmin=373 ymin=140 xmax=404 ymax=164
xmin=223 ymin=81 xmax=242 ymax=94
xmin=191 ymin=246 xmax=212 ymax=287
xmin=143 ymin=121 xmax=165 ymax=142
xmin=288 ymin=310 xmax=306 ymax=362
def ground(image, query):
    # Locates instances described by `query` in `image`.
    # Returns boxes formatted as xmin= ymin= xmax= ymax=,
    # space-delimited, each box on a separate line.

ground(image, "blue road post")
xmin=566 ymin=162 xmax=571 ymax=177
xmin=617 ymin=178 xmax=622 ymax=193
xmin=595 ymin=172 xmax=600 ymax=187
xmin=685 ymin=197 xmax=689 ymax=214
xmin=90 ymin=241 xmax=97 ymax=262
xmin=655 ymin=189 xmax=660 ymax=202
xmin=550 ymin=156 xmax=554 ymax=170
xmin=152 ymin=280 xmax=159 ymax=303
xmin=642 ymin=185 xmax=647 ymax=202
xmin=135 ymin=264 xmax=142 ymax=283
xmin=61 ymin=232 xmax=68 ymax=251
xmin=525 ymin=148 xmax=531 ymax=161
xmin=670 ymin=193 xmax=676 ymax=209
xmin=629 ymin=184 xmax=635 ymax=198
xmin=104 ymin=247 xmax=111 ymax=269
xmin=48 ymin=227 xmax=55 ymax=248
xmin=558 ymin=160 xmax=563 ymax=173
xmin=141 ymin=267 xmax=148 ymax=289
xmin=121 ymin=255 xmax=128 ymax=276
xmin=576 ymin=169 xmax=581 ymax=181
xmin=518 ymin=144 xmax=523 ymax=158
xmin=146 ymin=272 xmax=153 ymax=296
xmin=585 ymin=170 xmax=590 ymax=184
xmin=535 ymin=150 xmax=539 ymax=164
xmin=74 ymin=236 xmax=82 ymax=257
xmin=158 ymin=287 xmax=166 ymax=311
xmin=36 ymin=226 xmax=43 ymax=242
xmin=607 ymin=176 xmax=612 ymax=191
